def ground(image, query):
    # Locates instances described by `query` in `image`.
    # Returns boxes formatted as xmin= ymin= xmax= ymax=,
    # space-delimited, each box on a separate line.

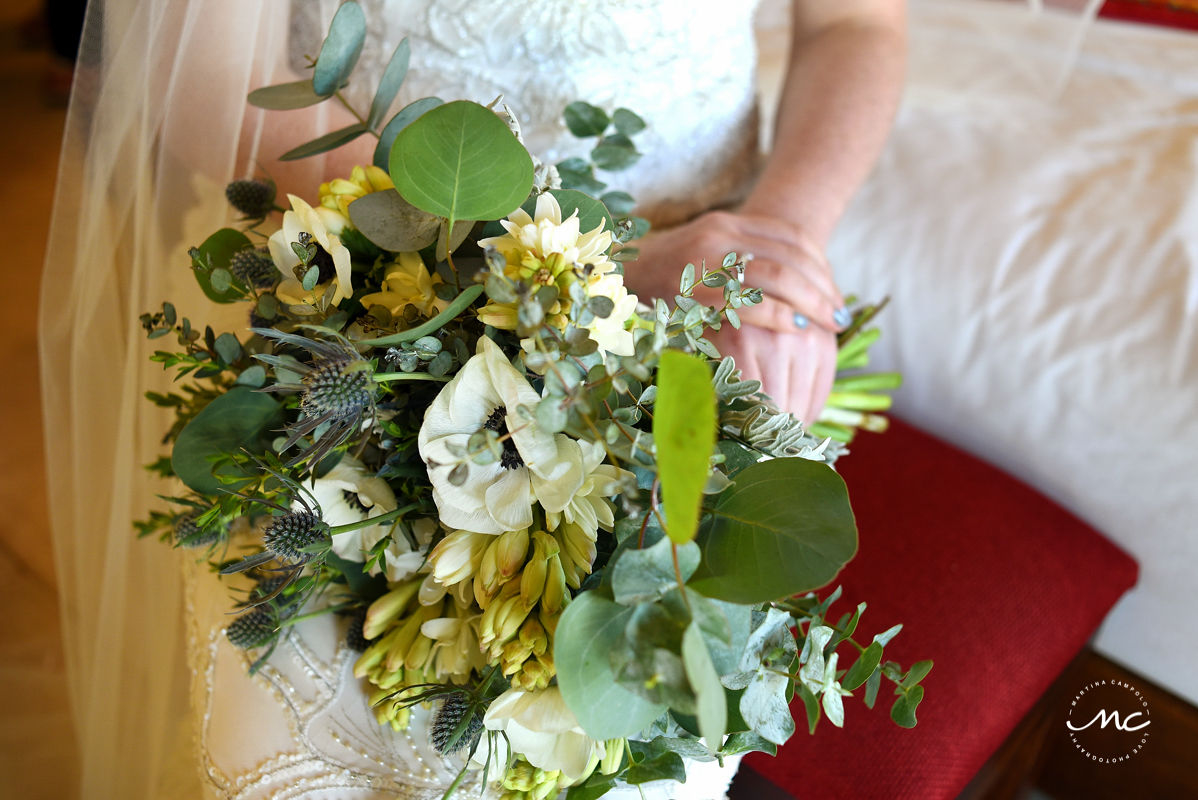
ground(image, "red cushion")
xmin=1100 ymin=1 xmax=1198 ymax=33
xmin=742 ymin=418 xmax=1138 ymax=800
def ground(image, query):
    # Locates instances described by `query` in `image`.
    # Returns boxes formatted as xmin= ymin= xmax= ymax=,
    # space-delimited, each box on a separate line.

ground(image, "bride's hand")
xmin=622 ymin=210 xmax=848 ymax=335
xmin=621 ymin=210 xmax=844 ymax=419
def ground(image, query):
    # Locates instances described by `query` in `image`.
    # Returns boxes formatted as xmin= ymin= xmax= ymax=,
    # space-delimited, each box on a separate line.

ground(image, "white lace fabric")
xmin=291 ymin=0 xmax=764 ymax=227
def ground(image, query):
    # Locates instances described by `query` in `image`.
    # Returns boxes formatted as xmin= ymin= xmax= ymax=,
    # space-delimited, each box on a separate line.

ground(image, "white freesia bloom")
xmin=308 ymin=456 xmax=431 ymax=582
xmin=583 ymin=272 xmax=639 ymax=357
xmin=478 ymin=686 xmax=604 ymax=782
xmin=268 ymin=193 xmax=353 ymax=304
xmin=418 ymin=336 xmax=585 ymax=535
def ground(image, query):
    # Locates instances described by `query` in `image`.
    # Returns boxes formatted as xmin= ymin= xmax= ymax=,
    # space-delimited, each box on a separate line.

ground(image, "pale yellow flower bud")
xmin=600 ymin=739 xmax=625 ymax=775
xmin=363 ymin=580 xmax=421 ymax=640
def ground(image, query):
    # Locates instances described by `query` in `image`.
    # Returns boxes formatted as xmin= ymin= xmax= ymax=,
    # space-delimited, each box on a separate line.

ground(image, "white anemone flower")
xmin=582 ymin=272 xmax=639 ymax=357
xmin=268 ymin=193 xmax=353 ymax=305
xmin=544 ymin=440 xmax=629 ymax=539
xmin=418 ymin=336 xmax=585 ymax=535
xmin=476 ymin=686 xmax=604 ymax=782
xmin=307 ymin=456 xmax=430 ymax=582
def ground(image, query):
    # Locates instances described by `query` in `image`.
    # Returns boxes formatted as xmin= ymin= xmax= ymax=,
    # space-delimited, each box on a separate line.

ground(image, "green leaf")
xmin=600 ymin=190 xmax=636 ymax=216
xmin=653 ymin=351 xmax=716 ymax=544
xmin=347 ymin=189 xmax=441 ymax=251
xmin=689 ymin=458 xmax=858 ymax=604
xmin=235 ymin=365 xmax=267 ymax=388
xmin=247 ymin=80 xmax=324 ymax=110
xmin=213 ymin=332 xmax=243 ymax=366
xmin=891 ymin=686 xmax=925 ymax=728
xmin=389 ymin=100 xmax=533 ymax=229
xmin=171 ymin=389 xmax=283 ymax=495
xmin=842 ymin=642 xmax=883 ymax=691
xmin=721 ymin=731 xmax=777 ymax=757
xmin=682 ymin=622 xmax=726 ymax=749
xmin=592 ymin=134 xmax=640 ymax=171
xmin=357 ymin=284 xmax=485 ymax=347
xmin=610 ymin=537 xmax=699 ymax=605
xmin=556 ymin=158 xmax=607 ymax=195
xmin=554 ymin=593 xmax=667 ymax=739
xmin=279 ymin=123 xmax=369 ymax=161
xmin=902 ymin=660 xmax=934 ymax=688
xmin=864 ymin=668 xmax=882 ymax=709
xmin=312 ymin=1 xmax=366 ymax=97
xmin=625 ymin=750 xmax=686 ymax=785
xmin=563 ymin=101 xmax=610 ymax=138
xmin=190 ymin=229 xmax=251 ymax=303
xmin=795 ymin=682 xmax=820 ymax=735
xmin=374 ymin=96 xmax=443 ymax=170
xmin=612 ymin=107 xmax=647 ymax=136
xmin=367 ymin=37 xmax=410 ymax=129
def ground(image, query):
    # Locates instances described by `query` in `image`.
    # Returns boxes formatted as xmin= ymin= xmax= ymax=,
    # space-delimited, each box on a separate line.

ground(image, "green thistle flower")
xmin=253 ymin=329 xmax=378 ymax=467
xmin=225 ymin=178 xmax=276 ymax=218
xmin=230 ymin=248 xmax=278 ymax=289
xmin=226 ymin=606 xmax=278 ymax=650
xmin=430 ymin=693 xmax=484 ymax=755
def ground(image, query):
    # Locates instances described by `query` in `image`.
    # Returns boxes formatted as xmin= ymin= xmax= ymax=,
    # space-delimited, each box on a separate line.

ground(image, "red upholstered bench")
xmin=741 ymin=417 xmax=1139 ymax=800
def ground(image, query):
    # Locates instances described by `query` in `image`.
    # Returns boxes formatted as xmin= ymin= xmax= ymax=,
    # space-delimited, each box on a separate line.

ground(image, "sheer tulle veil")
xmin=39 ymin=2 xmax=347 ymax=795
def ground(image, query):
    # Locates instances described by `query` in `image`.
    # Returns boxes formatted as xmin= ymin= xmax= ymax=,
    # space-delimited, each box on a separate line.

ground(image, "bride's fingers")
xmin=735 ymin=288 xmax=839 ymax=335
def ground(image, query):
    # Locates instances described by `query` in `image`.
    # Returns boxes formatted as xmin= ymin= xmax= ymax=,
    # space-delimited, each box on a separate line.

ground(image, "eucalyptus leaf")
xmin=682 ymin=622 xmax=726 ymax=749
xmin=390 ymin=100 xmax=533 ymax=228
xmin=624 ymin=750 xmax=686 ymax=786
xmin=280 ymin=123 xmax=368 ymax=162
xmin=592 ymin=134 xmax=640 ymax=171
xmin=842 ymin=642 xmax=883 ymax=691
xmin=563 ymin=101 xmax=610 ymax=138
xmin=312 ymin=1 xmax=366 ymax=97
xmin=612 ymin=107 xmax=647 ymax=136
xmin=610 ymin=537 xmax=699 ymax=605
xmin=235 ymin=365 xmax=267 ymax=388
xmin=247 ymin=80 xmax=324 ymax=110
xmin=171 ymin=389 xmax=283 ymax=495
xmin=689 ymin=458 xmax=858 ymax=604
xmin=374 ymin=96 xmax=443 ymax=170
xmin=891 ymin=686 xmax=925 ymax=728
xmin=600 ymin=190 xmax=636 ymax=216
xmin=347 ymin=189 xmax=441 ymax=251
xmin=367 ymin=37 xmax=410 ymax=129
xmin=554 ymin=593 xmax=666 ymax=739
xmin=190 ymin=229 xmax=251 ymax=304
xmin=653 ymin=351 xmax=716 ymax=544
xmin=213 ymin=332 xmax=243 ymax=365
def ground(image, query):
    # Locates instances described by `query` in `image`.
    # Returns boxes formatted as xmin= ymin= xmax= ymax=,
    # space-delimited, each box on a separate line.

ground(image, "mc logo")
xmin=1065 ymin=679 xmax=1152 ymax=764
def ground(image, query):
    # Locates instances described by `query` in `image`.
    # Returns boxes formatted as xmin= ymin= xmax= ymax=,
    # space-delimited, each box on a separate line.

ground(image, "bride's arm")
xmin=626 ymin=0 xmax=906 ymax=419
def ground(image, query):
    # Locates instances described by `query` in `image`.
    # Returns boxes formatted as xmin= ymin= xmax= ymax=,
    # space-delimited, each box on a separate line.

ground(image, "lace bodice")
xmin=290 ymin=0 xmax=765 ymax=226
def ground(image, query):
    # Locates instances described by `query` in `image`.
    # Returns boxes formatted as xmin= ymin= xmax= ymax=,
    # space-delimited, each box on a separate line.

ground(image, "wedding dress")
xmin=42 ymin=0 xmax=765 ymax=797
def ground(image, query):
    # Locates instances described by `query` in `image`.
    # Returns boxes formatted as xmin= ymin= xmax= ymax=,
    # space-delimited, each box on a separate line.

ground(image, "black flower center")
xmin=484 ymin=406 xmax=524 ymax=470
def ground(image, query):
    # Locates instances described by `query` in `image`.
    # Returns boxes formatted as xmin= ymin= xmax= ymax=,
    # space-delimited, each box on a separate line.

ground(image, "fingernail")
xmin=792 ymin=312 xmax=809 ymax=329
xmin=833 ymin=307 xmax=852 ymax=328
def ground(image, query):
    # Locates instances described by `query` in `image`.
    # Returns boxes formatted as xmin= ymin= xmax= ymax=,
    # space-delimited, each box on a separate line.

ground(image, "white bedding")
xmin=758 ymin=0 xmax=1198 ymax=703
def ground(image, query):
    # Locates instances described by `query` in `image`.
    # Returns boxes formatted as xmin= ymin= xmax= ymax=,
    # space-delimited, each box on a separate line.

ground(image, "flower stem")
xmin=372 ymin=372 xmax=451 ymax=383
xmin=328 ymin=503 xmax=419 ymax=536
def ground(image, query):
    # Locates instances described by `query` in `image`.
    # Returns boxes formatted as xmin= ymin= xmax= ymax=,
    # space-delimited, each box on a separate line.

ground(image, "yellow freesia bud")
xmin=541 ymin=553 xmax=569 ymax=617
xmin=363 ymin=579 xmax=421 ymax=640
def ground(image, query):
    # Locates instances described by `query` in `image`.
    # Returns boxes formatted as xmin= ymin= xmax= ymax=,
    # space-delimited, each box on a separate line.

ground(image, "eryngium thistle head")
xmin=430 ymin=693 xmax=484 ymax=755
xmin=345 ymin=606 xmax=369 ymax=652
xmin=174 ymin=513 xmax=220 ymax=549
xmin=230 ymin=248 xmax=278 ymax=289
xmin=253 ymin=329 xmax=378 ymax=466
xmin=262 ymin=510 xmax=329 ymax=563
xmin=226 ymin=606 xmax=278 ymax=649
xmin=302 ymin=351 xmax=373 ymax=422
xmin=225 ymin=178 xmax=276 ymax=218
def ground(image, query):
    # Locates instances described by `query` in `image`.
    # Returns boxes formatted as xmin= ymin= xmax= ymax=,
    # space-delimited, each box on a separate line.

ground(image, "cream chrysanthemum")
xmin=360 ymin=251 xmax=449 ymax=320
xmin=319 ymin=164 xmax=394 ymax=218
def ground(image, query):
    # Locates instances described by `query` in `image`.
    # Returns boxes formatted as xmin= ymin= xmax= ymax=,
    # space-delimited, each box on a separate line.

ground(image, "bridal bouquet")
xmin=138 ymin=4 xmax=925 ymax=798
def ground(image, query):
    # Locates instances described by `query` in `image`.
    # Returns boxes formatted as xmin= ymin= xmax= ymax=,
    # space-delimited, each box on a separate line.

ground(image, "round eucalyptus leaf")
xmin=374 ymin=96 xmax=443 ymax=170
xmin=554 ymin=593 xmax=667 ymax=740
xmin=312 ymin=1 xmax=366 ymax=97
xmin=389 ymin=100 xmax=533 ymax=226
xmin=689 ymin=458 xmax=858 ymax=604
xmin=563 ymin=101 xmax=610 ymax=138
xmin=172 ymin=389 xmax=283 ymax=495
xmin=347 ymin=190 xmax=440 ymax=251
